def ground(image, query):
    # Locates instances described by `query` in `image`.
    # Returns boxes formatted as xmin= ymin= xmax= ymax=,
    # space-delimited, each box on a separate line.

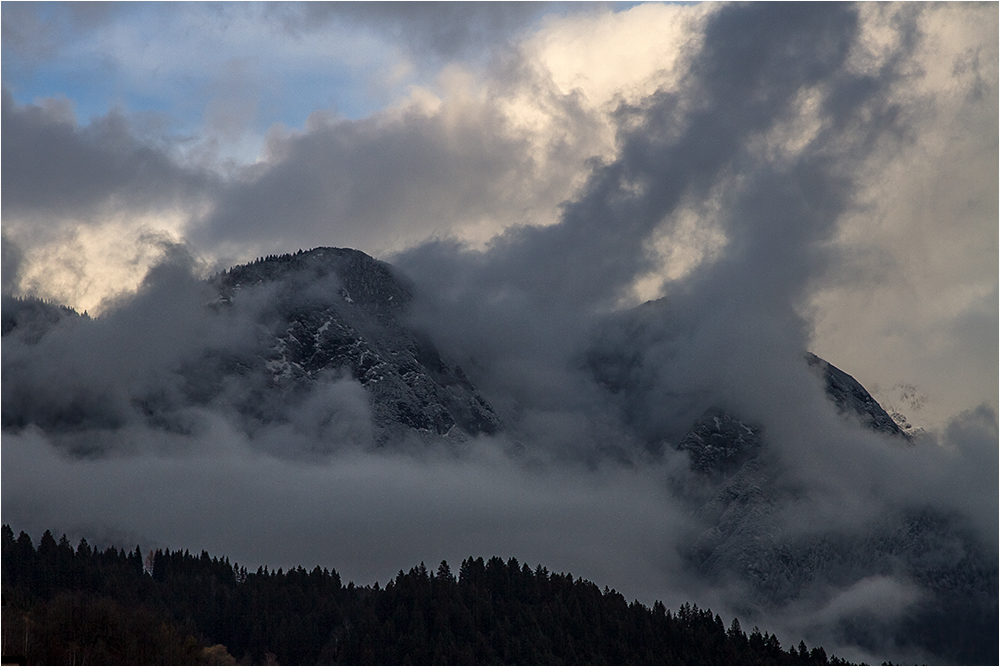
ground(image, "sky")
xmin=2 ymin=3 xmax=998 ymax=663
xmin=3 ymin=1 xmax=995 ymax=426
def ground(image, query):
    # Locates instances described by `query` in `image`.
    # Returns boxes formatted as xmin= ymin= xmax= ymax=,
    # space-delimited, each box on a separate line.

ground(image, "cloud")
xmin=1 ymin=424 xmax=690 ymax=609
xmin=0 ymin=88 xmax=216 ymax=309
xmin=192 ymin=85 xmax=586 ymax=256
xmin=390 ymin=3 xmax=905 ymax=432
xmin=379 ymin=7 xmax=996 ymax=659
xmin=1 ymin=89 xmax=212 ymax=222
xmin=1 ymin=231 xmax=25 ymax=296
xmin=1 ymin=4 xmax=996 ymax=664
xmin=271 ymin=2 xmax=578 ymax=64
xmin=1 ymin=3 xmax=723 ymax=311
xmin=2 ymin=244 xmax=217 ymax=433
xmin=808 ymin=2 xmax=999 ymax=425
xmin=0 ymin=2 xmax=119 ymax=65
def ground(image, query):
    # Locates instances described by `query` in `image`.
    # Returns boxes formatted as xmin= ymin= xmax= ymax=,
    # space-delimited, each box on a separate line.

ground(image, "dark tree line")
xmin=2 ymin=526 xmax=849 ymax=665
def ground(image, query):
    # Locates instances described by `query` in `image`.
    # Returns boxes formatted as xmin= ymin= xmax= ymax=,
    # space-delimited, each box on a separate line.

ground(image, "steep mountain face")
xmin=805 ymin=352 xmax=908 ymax=439
xmin=672 ymin=354 xmax=916 ymax=610
xmin=1 ymin=296 xmax=95 ymax=431
xmin=677 ymin=411 xmax=762 ymax=477
xmin=669 ymin=380 xmax=994 ymax=664
xmin=1 ymin=248 xmax=500 ymax=442
xmin=680 ymin=425 xmax=996 ymax=663
xmin=584 ymin=299 xmax=996 ymax=664
xmin=211 ymin=248 xmax=501 ymax=441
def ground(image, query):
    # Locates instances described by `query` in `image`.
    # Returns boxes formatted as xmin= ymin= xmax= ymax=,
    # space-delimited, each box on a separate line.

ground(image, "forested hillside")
xmin=1 ymin=526 xmax=847 ymax=665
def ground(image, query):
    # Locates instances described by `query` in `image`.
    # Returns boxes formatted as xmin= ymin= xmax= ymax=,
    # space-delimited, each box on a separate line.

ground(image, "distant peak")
xmin=805 ymin=352 xmax=910 ymax=440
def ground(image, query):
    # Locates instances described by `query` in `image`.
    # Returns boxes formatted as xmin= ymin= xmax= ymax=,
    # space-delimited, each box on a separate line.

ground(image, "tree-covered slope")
xmin=2 ymin=526 xmax=847 ymax=666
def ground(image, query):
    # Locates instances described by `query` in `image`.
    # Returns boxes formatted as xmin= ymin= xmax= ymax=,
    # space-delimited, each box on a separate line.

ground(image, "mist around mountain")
xmin=2 ymin=5 xmax=996 ymax=665
xmin=2 ymin=246 xmax=996 ymax=665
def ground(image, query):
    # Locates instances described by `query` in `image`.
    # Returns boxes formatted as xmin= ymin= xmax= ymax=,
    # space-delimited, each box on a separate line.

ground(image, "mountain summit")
xmin=212 ymin=248 xmax=501 ymax=441
xmin=1 ymin=247 xmax=501 ymax=443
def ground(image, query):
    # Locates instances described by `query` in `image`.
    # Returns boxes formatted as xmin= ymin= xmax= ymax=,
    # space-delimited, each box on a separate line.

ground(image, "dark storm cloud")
xmin=196 ymin=107 xmax=530 ymax=252
xmin=0 ymin=237 xmax=689 ymax=606
xmin=192 ymin=73 xmax=598 ymax=255
xmin=391 ymin=3 xmax=896 ymax=432
xmin=2 ymin=2 xmax=583 ymax=68
xmin=403 ymin=3 xmax=865 ymax=301
xmin=2 ymin=244 xmax=219 ymax=436
xmin=0 ymin=243 xmax=377 ymax=460
xmin=385 ymin=7 xmax=996 ymax=658
xmin=1 ymin=89 xmax=214 ymax=221
xmin=2 ymin=428 xmax=688 ymax=600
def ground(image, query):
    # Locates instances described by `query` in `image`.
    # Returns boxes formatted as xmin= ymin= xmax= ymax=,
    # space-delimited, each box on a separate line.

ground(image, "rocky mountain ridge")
xmin=582 ymin=297 xmax=993 ymax=664
xmin=1 ymin=248 xmax=501 ymax=442
xmin=667 ymin=370 xmax=992 ymax=665
xmin=211 ymin=248 xmax=501 ymax=441
xmin=2 ymin=248 xmax=901 ymax=449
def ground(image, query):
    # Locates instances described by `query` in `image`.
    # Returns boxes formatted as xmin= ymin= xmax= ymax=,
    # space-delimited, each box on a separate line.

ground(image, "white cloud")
xmin=2 ymin=427 xmax=687 ymax=606
xmin=808 ymin=2 xmax=998 ymax=426
xmin=14 ymin=216 xmax=193 ymax=315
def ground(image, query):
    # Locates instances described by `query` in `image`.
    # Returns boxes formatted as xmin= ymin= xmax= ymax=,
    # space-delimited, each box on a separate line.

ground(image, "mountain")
xmin=0 ymin=248 xmax=902 ymax=449
xmin=677 ymin=411 xmax=996 ymax=663
xmin=1 ymin=248 xmax=500 ymax=443
xmin=666 ymin=380 xmax=994 ymax=664
xmin=804 ymin=352 xmax=909 ymax=439
xmin=209 ymin=248 xmax=501 ymax=442
xmin=1 ymin=294 xmax=85 ymax=342
xmin=2 ymin=247 xmax=994 ymax=664
xmin=583 ymin=298 xmax=996 ymax=664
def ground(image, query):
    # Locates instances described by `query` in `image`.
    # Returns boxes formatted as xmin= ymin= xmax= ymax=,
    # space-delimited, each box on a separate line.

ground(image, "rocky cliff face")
xmin=671 ymin=364 xmax=994 ymax=664
xmin=1 ymin=248 xmax=501 ymax=443
xmin=805 ymin=352 xmax=909 ymax=440
xmin=211 ymin=248 xmax=501 ymax=442
xmin=583 ymin=298 xmax=995 ymax=664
